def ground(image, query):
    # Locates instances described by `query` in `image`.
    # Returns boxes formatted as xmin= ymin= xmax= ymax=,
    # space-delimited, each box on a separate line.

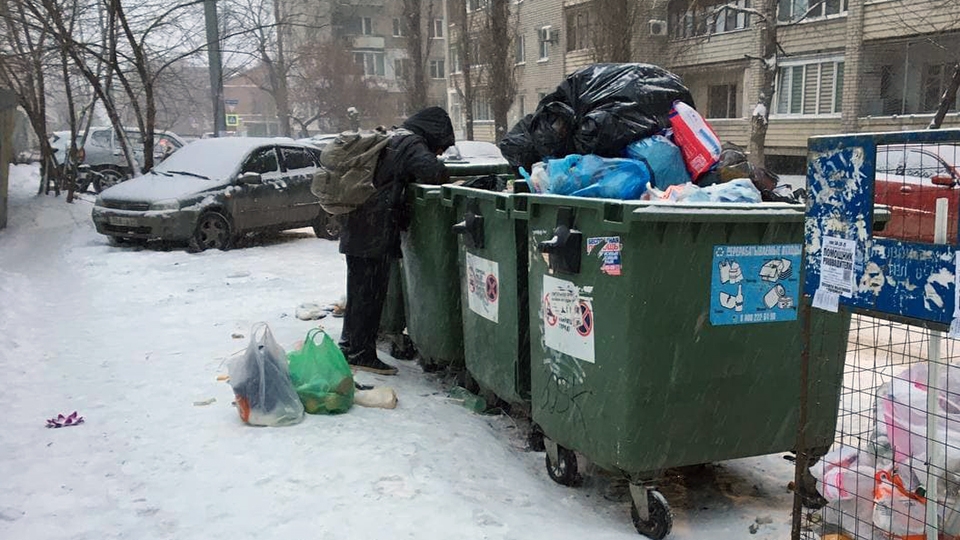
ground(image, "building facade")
xmin=447 ymin=0 xmax=960 ymax=163
xmin=280 ymin=0 xmax=449 ymax=133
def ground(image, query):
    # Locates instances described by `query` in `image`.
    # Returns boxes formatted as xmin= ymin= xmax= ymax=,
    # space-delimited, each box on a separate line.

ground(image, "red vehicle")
xmin=874 ymin=143 xmax=960 ymax=243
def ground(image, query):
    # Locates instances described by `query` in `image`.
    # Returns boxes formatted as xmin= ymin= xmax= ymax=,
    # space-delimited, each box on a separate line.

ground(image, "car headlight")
xmin=150 ymin=199 xmax=180 ymax=211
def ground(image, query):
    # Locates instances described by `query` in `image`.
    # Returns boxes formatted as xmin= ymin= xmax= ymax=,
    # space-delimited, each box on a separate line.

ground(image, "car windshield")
xmin=152 ymin=139 xmax=260 ymax=181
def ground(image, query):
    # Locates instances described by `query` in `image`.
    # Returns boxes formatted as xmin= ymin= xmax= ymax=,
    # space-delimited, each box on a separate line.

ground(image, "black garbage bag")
xmin=530 ymin=101 xmax=576 ymax=160
xmin=461 ymin=174 xmax=508 ymax=192
xmin=501 ymin=63 xmax=695 ymax=165
xmin=560 ymin=64 xmax=694 ymax=156
xmin=498 ymin=114 xmax=539 ymax=174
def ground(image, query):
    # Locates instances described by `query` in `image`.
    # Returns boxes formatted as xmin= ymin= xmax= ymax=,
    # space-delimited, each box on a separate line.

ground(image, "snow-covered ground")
xmin=0 ymin=164 xmax=796 ymax=540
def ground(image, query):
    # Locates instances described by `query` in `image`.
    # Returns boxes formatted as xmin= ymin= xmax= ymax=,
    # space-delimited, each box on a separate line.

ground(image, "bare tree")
xmin=591 ymin=0 xmax=641 ymax=63
xmin=449 ymin=0 xmax=475 ymax=139
xmin=289 ymin=38 xmax=390 ymax=134
xmin=478 ymin=0 xmax=516 ymax=141
xmin=930 ymin=63 xmax=960 ymax=130
xmin=401 ymin=0 xmax=437 ymax=111
xmin=0 ymin=0 xmax=57 ymax=194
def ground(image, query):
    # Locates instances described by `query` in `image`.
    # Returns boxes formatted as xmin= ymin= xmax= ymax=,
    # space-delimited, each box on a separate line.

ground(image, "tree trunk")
xmin=592 ymin=0 xmax=635 ymax=63
xmin=747 ymin=0 xmax=778 ymax=168
xmin=273 ymin=0 xmax=292 ymax=137
xmin=60 ymin=44 xmax=78 ymax=202
xmin=454 ymin=0 xmax=474 ymax=140
xmin=485 ymin=0 xmax=514 ymax=142
xmin=929 ymin=62 xmax=960 ymax=130
xmin=404 ymin=0 xmax=428 ymax=111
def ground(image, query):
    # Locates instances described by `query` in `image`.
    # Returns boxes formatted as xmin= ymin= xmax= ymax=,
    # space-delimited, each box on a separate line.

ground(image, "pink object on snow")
xmin=46 ymin=411 xmax=84 ymax=428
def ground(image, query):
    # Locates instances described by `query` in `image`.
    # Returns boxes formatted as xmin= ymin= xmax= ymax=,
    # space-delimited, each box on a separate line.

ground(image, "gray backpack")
xmin=311 ymin=127 xmax=399 ymax=215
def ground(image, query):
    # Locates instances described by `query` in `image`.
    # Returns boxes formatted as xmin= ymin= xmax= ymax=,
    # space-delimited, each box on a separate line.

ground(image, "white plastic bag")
xmin=873 ymin=469 xmax=926 ymax=539
xmin=876 ymin=363 xmax=960 ymax=479
xmin=228 ymin=323 xmax=304 ymax=426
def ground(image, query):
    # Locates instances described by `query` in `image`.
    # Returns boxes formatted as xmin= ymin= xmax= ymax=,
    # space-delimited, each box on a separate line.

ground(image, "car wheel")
xmin=313 ymin=212 xmax=341 ymax=240
xmin=94 ymin=168 xmax=127 ymax=192
xmin=189 ymin=211 xmax=233 ymax=252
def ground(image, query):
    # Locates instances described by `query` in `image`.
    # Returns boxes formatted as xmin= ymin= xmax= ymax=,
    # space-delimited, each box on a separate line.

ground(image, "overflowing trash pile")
xmin=810 ymin=363 xmax=960 ymax=539
xmin=499 ymin=63 xmax=803 ymax=204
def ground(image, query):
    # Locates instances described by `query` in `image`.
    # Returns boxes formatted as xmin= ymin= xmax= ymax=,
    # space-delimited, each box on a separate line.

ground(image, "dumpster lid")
xmin=630 ymin=201 xmax=805 ymax=223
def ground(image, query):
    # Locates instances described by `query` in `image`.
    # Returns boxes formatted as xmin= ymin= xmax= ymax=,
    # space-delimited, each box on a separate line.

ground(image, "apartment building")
xmin=448 ymin=0 xmax=960 ymax=163
xmin=232 ymin=0 xmax=448 ymax=134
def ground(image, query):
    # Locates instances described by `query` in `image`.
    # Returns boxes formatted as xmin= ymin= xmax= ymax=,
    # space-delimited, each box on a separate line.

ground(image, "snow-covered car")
xmin=91 ymin=138 xmax=339 ymax=251
xmin=440 ymin=141 xmax=512 ymax=177
xmin=80 ymin=127 xmax=187 ymax=192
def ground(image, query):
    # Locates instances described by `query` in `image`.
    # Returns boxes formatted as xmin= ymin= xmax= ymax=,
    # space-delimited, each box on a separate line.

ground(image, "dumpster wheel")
xmin=544 ymin=443 xmax=579 ymax=486
xmin=630 ymin=489 xmax=672 ymax=539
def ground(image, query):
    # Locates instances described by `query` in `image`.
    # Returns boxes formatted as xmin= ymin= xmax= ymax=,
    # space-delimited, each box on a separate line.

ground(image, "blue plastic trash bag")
xmin=544 ymin=155 xmax=590 ymax=195
xmin=624 ymin=135 xmax=691 ymax=189
xmin=544 ymin=154 xmax=650 ymax=199
xmin=701 ymin=178 xmax=761 ymax=203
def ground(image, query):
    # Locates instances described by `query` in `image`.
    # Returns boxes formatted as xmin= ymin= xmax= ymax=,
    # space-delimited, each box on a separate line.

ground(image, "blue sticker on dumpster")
xmin=710 ymin=244 xmax=802 ymax=325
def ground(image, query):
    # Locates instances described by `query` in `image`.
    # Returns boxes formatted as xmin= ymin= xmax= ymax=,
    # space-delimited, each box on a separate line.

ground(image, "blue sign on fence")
xmin=710 ymin=244 xmax=802 ymax=326
xmin=803 ymin=129 xmax=960 ymax=325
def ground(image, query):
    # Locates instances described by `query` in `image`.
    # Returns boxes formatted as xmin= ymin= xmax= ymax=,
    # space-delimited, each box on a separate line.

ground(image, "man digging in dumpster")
xmin=338 ymin=106 xmax=455 ymax=375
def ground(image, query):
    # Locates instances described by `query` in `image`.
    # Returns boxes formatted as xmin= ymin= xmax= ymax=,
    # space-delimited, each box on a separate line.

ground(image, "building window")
xmin=468 ymin=0 xmax=487 ymax=12
xmin=473 ymin=100 xmax=492 ymax=121
xmin=515 ymin=34 xmax=526 ymax=64
xmin=922 ymin=63 xmax=958 ymax=113
xmin=775 ymin=58 xmax=844 ymax=116
xmin=360 ymin=17 xmax=373 ymax=35
xmin=354 ymin=52 xmax=385 ymax=77
xmin=707 ymin=84 xmax=738 ymax=118
xmin=394 ymin=58 xmax=410 ymax=80
xmin=450 ymin=45 xmax=462 ymax=73
xmin=393 ymin=18 xmax=406 ymax=37
xmin=669 ymin=0 xmax=750 ymax=39
xmin=565 ymin=8 xmax=591 ymax=52
xmin=777 ymin=0 xmax=847 ymax=22
xmin=430 ymin=59 xmax=445 ymax=79
xmin=428 ymin=18 xmax=444 ymax=39
xmin=538 ymin=26 xmax=551 ymax=60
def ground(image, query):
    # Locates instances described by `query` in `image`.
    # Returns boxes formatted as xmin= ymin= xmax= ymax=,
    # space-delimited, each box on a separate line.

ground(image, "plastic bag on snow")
xmin=532 ymin=63 xmax=694 ymax=158
xmin=287 ymin=328 xmax=355 ymax=414
xmin=228 ymin=323 xmax=305 ymax=426
xmin=624 ymin=134 xmax=691 ymax=189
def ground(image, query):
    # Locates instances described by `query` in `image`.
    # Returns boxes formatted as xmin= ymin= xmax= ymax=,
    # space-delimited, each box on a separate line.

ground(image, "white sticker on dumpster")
xmin=466 ymin=252 xmax=499 ymax=323
xmin=543 ymin=275 xmax=595 ymax=363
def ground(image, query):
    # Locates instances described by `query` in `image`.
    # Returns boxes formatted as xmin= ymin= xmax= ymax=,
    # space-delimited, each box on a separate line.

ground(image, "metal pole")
xmin=791 ymin=297 xmax=814 ymax=540
xmin=925 ymin=197 xmax=949 ymax=540
xmin=204 ymin=0 xmax=226 ymax=137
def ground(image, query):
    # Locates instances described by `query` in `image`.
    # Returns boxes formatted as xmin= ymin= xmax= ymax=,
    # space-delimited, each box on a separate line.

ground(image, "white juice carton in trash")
xmin=669 ymin=101 xmax=722 ymax=180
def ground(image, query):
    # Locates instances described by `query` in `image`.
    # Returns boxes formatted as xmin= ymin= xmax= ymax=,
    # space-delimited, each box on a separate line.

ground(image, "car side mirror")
xmin=238 ymin=172 xmax=263 ymax=185
xmin=932 ymin=174 xmax=956 ymax=187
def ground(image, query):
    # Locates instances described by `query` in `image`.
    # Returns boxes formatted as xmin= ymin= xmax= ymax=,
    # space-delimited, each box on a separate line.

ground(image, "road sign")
xmin=225 ymin=114 xmax=240 ymax=127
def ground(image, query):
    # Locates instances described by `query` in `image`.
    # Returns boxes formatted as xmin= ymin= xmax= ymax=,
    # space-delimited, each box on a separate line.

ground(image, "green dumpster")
xmin=443 ymin=185 xmax=529 ymax=405
xmin=518 ymin=195 xmax=850 ymax=538
xmin=400 ymin=184 xmax=464 ymax=370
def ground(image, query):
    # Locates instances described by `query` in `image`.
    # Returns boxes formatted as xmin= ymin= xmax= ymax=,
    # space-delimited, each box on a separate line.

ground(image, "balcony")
xmin=352 ymin=35 xmax=385 ymax=49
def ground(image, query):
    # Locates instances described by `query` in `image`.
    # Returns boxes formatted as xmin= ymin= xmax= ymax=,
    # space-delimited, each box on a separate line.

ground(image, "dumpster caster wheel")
xmin=631 ymin=489 xmax=672 ymax=539
xmin=544 ymin=441 xmax=579 ymax=486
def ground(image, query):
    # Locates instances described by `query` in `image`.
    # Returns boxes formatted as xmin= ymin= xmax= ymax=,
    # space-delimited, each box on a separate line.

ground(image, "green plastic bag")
xmin=287 ymin=328 xmax=355 ymax=414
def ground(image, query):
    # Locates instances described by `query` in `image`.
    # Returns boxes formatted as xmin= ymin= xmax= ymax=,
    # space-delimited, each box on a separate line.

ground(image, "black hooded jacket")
xmin=339 ymin=107 xmax=455 ymax=258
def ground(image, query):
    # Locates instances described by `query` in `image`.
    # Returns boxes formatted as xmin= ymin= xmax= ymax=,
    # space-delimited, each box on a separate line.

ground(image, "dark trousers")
xmin=339 ymin=255 xmax=392 ymax=360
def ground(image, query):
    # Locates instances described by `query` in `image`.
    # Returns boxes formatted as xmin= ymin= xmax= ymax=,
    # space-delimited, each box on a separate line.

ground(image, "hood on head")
xmin=402 ymin=106 xmax=455 ymax=153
